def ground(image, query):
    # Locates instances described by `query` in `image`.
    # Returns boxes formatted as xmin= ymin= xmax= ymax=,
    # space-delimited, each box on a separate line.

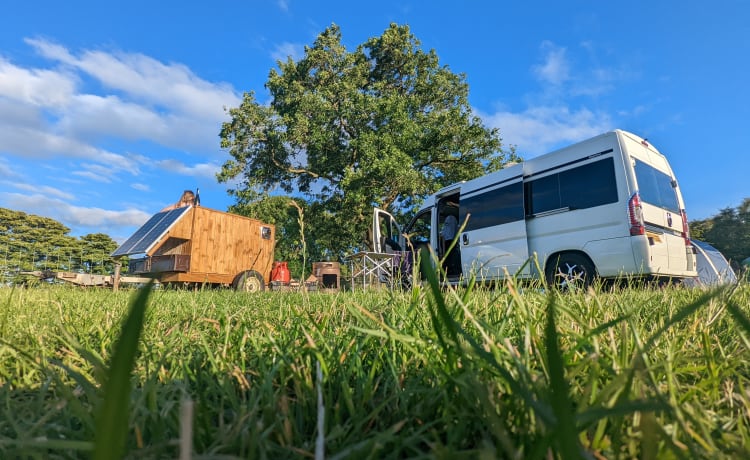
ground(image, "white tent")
xmin=685 ymin=239 xmax=737 ymax=287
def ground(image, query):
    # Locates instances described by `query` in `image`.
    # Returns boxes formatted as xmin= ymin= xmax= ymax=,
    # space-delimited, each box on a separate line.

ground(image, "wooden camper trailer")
xmin=112 ymin=205 xmax=275 ymax=291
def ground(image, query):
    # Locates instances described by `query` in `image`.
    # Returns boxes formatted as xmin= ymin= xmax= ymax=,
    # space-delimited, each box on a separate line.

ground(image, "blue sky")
xmin=1 ymin=0 xmax=748 ymax=243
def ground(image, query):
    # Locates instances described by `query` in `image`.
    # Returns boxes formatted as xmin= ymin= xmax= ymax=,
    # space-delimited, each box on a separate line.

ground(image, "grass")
xmin=0 ymin=273 xmax=749 ymax=459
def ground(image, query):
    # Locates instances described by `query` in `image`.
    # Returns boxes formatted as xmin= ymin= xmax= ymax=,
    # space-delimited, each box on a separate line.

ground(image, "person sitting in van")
xmin=441 ymin=214 xmax=458 ymax=242
xmin=161 ymin=190 xmax=196 ymax=212
xmin=440 ymin=214 xmax=461 ymax=276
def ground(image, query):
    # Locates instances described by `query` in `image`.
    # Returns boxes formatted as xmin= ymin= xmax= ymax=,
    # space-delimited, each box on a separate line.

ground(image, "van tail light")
xmin=628 ymin=193 xmax=645 ymax=236
xmin=681 ymin=209 xmax=691 ymax=245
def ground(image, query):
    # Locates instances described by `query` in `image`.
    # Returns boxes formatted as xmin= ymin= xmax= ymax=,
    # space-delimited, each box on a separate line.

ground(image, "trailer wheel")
xmin=233 ymin=270 xmax=265 ymax=293
xmin=545 ymin=253 xmax=595 ymax=290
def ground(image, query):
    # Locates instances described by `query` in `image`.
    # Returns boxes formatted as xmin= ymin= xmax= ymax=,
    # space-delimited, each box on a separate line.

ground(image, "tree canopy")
xmin=0 ymin=207 xmax=120 ymax=283
xmin=219 ymin=23 xmax=517 ymax=258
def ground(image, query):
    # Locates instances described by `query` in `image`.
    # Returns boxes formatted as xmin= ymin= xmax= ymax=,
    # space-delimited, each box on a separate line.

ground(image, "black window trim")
xmin=460 ymin=173 xmax=523 ymax=199
xmin=523 ymin=149 xmax=614 ymax=180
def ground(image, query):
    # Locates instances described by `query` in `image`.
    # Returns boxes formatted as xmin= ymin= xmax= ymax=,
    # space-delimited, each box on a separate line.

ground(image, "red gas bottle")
xmin=271 ymin=261 xmax=291 ymax=285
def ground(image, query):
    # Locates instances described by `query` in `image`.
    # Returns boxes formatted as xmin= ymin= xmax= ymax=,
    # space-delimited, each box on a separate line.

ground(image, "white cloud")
xmin=271 ymin=42 xmax=305 ymax=63
xmin=481 ymin=106 xmax=612 ymax=156
xmin=156 ymin=159 xmax=221 ymax=179
xmin=6 ymin=182 xmax=74 ymax=200
xmin=532 ymin=41 xmax=570 ymax=86
xmin=60 ymin=93 xmax=167 ymax=138
xmin=73 ymin=171 xmax=113 ymax=183
xmin=131 ymin=183 xmax=150 ymax=192
xmin=479 ymin=40 xmax=633 ymax=156
xmin=0 ymin=56 xmax=77 ymax=108
xmin=0 ymin=39 xmax=243 ymax=237
xmin=27 ymin=38 xmax=240 ymax=119
xmin=0 ymin=192 xmax=151 ymax=233
xmin=0 ymin=157 xmax=21 ymax=179
xmin=0 ymin=121 xmax=141 ymax=175
xmin=4 ymin=38 xmax=241 ymax=154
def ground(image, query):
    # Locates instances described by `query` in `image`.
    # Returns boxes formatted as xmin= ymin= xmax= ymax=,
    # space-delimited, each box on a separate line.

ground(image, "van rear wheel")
xmin=546 ymin=253 xmax=595 ymax=290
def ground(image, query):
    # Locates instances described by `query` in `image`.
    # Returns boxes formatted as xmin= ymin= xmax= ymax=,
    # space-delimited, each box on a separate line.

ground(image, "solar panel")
xmin=111 ymin=206 xmax=191 ymax=257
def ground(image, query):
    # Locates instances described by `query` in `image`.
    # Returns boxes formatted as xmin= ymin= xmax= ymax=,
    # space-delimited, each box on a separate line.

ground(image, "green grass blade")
xmin=543 ymin=295 xmax=581 ymax=459
xmin=420 ymin=255 xmax=556 ymax=425
xmin=642 ymin=287 xmax=726 ymax=352
xmin=727 ymin=298 xmax=750 ymax=337
xmin=93 ymin=281 xmax=153 ymax=460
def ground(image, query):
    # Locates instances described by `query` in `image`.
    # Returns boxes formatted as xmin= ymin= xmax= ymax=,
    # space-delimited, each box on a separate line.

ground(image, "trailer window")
xmin=633 ymin=160 xmax=680 ymax=213
xmin=525 ymin=157 xmax=618 ymax=216
xmin=460 ymin=181 xmax=524 ymax=231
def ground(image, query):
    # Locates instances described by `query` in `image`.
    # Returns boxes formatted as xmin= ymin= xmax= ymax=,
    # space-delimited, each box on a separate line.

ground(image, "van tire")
xmin=233 ymin=270 xmax=265 ymax=292
xmin=545 ymin=253 xmax=595 ymax=290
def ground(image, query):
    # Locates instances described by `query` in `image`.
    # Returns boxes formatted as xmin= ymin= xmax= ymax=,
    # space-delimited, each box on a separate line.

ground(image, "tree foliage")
xmin=79 ymin=233 xmax=120 ymax=274
xmin=0 ymin=207 xmax=120 ymax=283
xmin=219 ymin=23 xmax=517 ymax=258
xmin=689 ymin=198 xmax=750 ymax=268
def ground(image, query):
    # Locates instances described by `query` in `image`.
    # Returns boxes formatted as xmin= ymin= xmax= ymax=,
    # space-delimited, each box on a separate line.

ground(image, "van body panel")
xmin=581 ymin=236 xmax=637 ymax=276
xmin=528 ymin=206 xmax=631 ymax=276
xmin=630 ymin=236 xmax=652 ymax=272
xmin=460 ymin=219 xmax=530 ymax=278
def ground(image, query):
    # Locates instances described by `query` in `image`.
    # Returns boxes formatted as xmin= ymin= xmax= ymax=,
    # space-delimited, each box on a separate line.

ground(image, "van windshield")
xmin=633 ymin=160 xmax=680 ymax=213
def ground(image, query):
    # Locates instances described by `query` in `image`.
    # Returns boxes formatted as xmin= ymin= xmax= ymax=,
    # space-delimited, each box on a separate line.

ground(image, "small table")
xmin=346 ymin=252 xmax=397 ymax=289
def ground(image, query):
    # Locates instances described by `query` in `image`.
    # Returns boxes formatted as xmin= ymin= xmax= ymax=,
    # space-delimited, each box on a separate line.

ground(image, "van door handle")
xmin=462 ymin=234 xmax=469 ymax=245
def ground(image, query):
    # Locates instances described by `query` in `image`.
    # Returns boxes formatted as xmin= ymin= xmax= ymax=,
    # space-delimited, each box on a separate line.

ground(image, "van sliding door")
xmin=458 ymin=179 xmax=530 ymax=280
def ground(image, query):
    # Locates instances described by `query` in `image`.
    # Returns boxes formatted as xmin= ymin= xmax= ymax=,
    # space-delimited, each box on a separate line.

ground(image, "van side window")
xmin=525 ymin=157 xmax=618 ymax=216
xmin=460 ymin=181 xmax=524 ymax=231
xmin=633 ymin=160 xmax=680 ymax=213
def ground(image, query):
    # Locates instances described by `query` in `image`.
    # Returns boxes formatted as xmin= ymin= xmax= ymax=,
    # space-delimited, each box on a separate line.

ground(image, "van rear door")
xmin=632 ymin=158 xmax=689 ymax=273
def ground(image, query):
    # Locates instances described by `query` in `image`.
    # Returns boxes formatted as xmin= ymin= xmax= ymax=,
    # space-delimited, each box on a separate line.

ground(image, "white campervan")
xmin=373 ymin=129 xmax=697 ymax=287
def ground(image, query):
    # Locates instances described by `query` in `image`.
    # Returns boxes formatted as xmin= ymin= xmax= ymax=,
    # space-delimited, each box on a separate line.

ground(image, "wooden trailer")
xmin=112 ymin=205 xmax=276 ymax=291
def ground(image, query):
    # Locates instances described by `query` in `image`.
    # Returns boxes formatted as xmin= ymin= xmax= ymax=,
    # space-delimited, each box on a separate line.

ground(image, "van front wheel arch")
xmin=545 ymin=252 xmax=596 ymax=290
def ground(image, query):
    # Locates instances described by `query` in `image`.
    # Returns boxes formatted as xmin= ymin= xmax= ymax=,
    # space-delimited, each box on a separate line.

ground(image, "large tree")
xmin=219 ymin=23 xmax=516 ymax=256
xmin=0 ymin=208 xmax=77 ymax=274
xmin=79 ymin=233 xmax=120 ymax=274
xmin=0 ymin=208 xmax=121 ymax=282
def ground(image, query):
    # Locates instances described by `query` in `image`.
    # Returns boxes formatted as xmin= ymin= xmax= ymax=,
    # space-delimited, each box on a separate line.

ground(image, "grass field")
xmin=1 ymin=274 xmax=749 ymax=459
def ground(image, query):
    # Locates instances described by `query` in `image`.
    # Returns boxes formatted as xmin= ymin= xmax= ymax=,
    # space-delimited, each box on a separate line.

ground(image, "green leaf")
xmin=544 ymin=295 xmax=582 ymax=459
xmin=93 ymin=281 xmax=153 ymax=460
